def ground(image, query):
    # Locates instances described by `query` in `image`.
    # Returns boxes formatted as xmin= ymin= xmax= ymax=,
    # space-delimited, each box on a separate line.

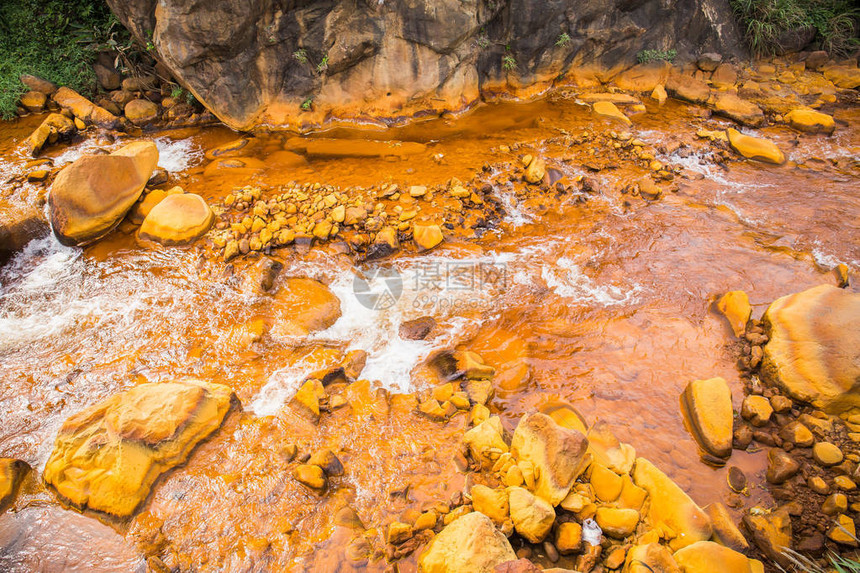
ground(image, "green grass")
xmin=731 ymin=0 xmax=860 ymax=56
xmin=0 ymin=0 xmax=134 ymax=119
xmin=637 ymin=49 xmax=678 ymax=64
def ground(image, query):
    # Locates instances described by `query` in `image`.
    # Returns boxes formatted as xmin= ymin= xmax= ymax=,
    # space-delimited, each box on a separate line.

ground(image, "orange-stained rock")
xmin=138 ymin=193 xmax=214 ymax=246
xmin=761 ymin=284 xmax=860 ymax=413
xmin=712 ymin=93 xmax=764 ymax=127
xmin=624 ymin=543 xmax=681 ymax=573
xmin=286 ymin=137 xmax=426 ymax=158
xmin=510 ymin=412 xmax=588 ymax=506
xmin=418 ymin=511 xmax=515 ymax=573
xmin=785 ymin=108 xmax=835 ymax=135
xmin=727 ymin=128 xmax=785 ymax=165
xmin=124 ymin=99 xmax=159 ymax=125
xmin=823 ymin=65 xmax=860 ymax=89
xmin=716 ymin=290 xmax=751 ymax=337
xmin=48 ymin=141 xmax=159 ymax=245
xmin=127 ymin=187 xmax=184 ymax=225
xmin=20 ymin=91 xmax=47 ymax=112
xmin=593 ymin=101 xmax=632 ymax=126
xmin=52 ymin=86 xmax=119 ymax=129
xmin=413 ymin=223 xmax=444 ymax=250
xmin=508 ymin=486 xmax=555 ymax=542
xmin=43 ymin=379 xmax=235 ymax=518
xmin=25 ymin=113 xmax=76 ymax=156
xmin=680 ymin=377 xmax=733 ymax=461
xmin=0 ymin=458 xmax=30 ymax=514
xmin=271 ymin=277 xmax=342 ymax=336
xmin=202 ymin=156 xmax=266 ymax=178
xmin=587 ymin=419 xmax=636 ymax=475
xmin=632 ymin=458 xmax=712 ymax=550
xmin=673 ymin=541 xmax=756 ymax=573
xmin=666 ymin=73 xmax=711 ymax=104
xmin=614 ymin=62 xmax=671 ymax=92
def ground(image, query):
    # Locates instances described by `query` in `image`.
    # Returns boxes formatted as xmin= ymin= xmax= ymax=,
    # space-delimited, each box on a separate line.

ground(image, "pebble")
xmin=813 ymin=442 xmax=844 ymax=466
xmin=742 ymin=396 xmax=773 ymax=426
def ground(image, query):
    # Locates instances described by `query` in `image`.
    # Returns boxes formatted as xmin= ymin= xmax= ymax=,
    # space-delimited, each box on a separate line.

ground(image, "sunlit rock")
xmin=742 ymin=506 xmax=792 ymax=567
xmin=272 ymin=278 xmax=342 ymax=336
xmin=761 ymin=284 xmax=860 ymax=413
xmin=592 ymin=101 xmax=632 ymax=126
xmin=43 ymin=379 xmax=236 ymax=518
xmin=418 ymin=511 xmax=515 ymax=573
xmin=712 ymin=93 xmax=764 ymax=127
xmin=726 ymin=128 xmax=785 ymax=165
xmin=508 ymin=486 xmax=555 ymax=542
xmin=680 ymin=377 xmax=733 ymax=462
xmin=785 ymin=108 xmax=835 ymax=134
xmin=49 ymin=141 xmax=159 ymax=246
xmin=673 ymin=541 xmax=758 ymax=573
xmin=510 ymin=412 xmax=588 ymax=506
xmin=138 ymin=193 xmax=213 ymax=246
xmin=52 ymin=86 xmax=118 ymax=129
xmin=413 ymin=223 xmax=444 ymax=251
xmin=25 ymin=113 xmax=76 ymax=156
xmin=124 ymin=99 xmax=159 ymax=125
xmin=716 ymin=290 xmax=750 ymax=337
xmin=624 ymin=543 xmax=681 ymax=572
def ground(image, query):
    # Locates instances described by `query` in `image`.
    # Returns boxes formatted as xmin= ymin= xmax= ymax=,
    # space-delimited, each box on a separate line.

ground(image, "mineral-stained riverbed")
xmin=0 ymin=89 xmax=858 ymax=571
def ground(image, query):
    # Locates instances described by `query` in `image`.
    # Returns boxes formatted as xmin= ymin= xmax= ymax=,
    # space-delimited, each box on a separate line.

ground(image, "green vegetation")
xmin=317 ymin=55 xmax=328 ymax=74
xmin=293 ymin=49 xmax=308 ymax=64
xmin=731 ymin=0 xmax=859 ymax=56
xmin=636 ymin=49 xmax=678 ymax=64
xmin=556 ymin=32 xmax=571 ymax=47
xmin=502 ymin=54 xmax=517 ymax=71
xmin=300 ymin=98 xmax=313 ymax=111
xmin=781 ymin=546 xmax=860 ymax=572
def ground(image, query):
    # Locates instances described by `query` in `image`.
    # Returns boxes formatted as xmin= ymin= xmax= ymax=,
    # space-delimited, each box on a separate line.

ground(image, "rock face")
xmin=106 ymin=0 xmax=743 ymax=130
xmin=0 ymin=458 xmax=30 ymax=514
xmin=680 ymin=377 xmax=733 ymax=462
xmin=510 ymin=412 xmax=588 ymax=505
xmin=138 ymin=193 xmax=214 ymax=246
xmin=417 ymin=511 xmax=516 ymax=573
xmin=761 ymin=284 xmax=860 ymax=413
xmin=43 ymin=379 xmax=235 ymax=518
xmin=49 ymin=141 xmax=159 ymax=246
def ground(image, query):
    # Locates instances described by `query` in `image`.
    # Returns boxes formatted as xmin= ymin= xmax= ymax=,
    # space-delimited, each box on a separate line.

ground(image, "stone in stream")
xmin=766 ymin=448 xmax=799 ymax=484
xmin=52 ymin=86 xmax=119 ymax=129
xmin=0 ymin=458 xmax=30 ymax=514
xmin=510 ymin=412 xmax=588 ymax=506
xmin=587 ymin=419 xmax=636 ymax=475
xmin=413 ymin=223 xmax=444 ymax=250
xmin=25 ymin=113 xmax=76 ymax=156
xmin=705 ymin=502 xmax=749 ymax=552
xmin=400 ymin=316 xmax=436 ymax=340
xmin=43 ymin=379 xmax=236 ymax=518
xmin=726 ymin=128 xmax=785 ymax=165
xmin=463 ymin=416 xmax=508 ymax=470
xmin=761 ymin=284 xmax=860 ymax=413
xmin=812 ymin=442 xmax=843 ymax=466
xmin=271 ymin=278 xmax=341 ymax=336
xmin=138 ymin=193 xmax=214 ymax=246
xmin=673 ymin=541 xmax=760 ymax=573
xmin=624 ymin=543 xmax=680 ymax=573
xmin=19 ymin=91 xmax=47 ymax=112
xmin=712 ymin=93 xmax=764 ymax=127
xmin=554 ymin=522 xmax=582 ymax=555
xmin=740 ymin=395 xmax=772 ymax=426
xmin=470 ymin=484 xmax=509 ymax=525
xmin=592 ymin=101 xmax=631 ymax=126
xmin=524 ymin=156 xmax=546 ymax=184
xmin=417 ymin=511 xmax=516 ymax=573
xmin=508 ymin=486 xmax=555 ymax=542
xmin=632 ymin=458 xmax=712 ymax=550
xmin=49 ymin=141 xmax=159 ymax=246
xmin=716 ymin=290 xmax=751 ymax=337
xmin=0 ymin=203 xmax=49 ymax=265
xmin=679 ymin=377 xmax=733 ymax=462
xmin=124 ymin=99 xmax=160 ymax=125
xmin=742 ymin=506 xmax=793 ymax=567
xmin=828 ymin=514 xmax=858 ymax=546
xmin=595 ymin=507 xmax=639 ymax=539
xmin=785 ymin=108 xmax=835 ymax=134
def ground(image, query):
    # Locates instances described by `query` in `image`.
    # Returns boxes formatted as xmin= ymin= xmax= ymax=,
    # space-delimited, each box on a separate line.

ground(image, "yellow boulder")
xmin=414 ymin=223 xmax=444 ymax=250
xmin=785 ymin=108 xmax=835 ymax=135
xmin=726 ymin=128 xmax=785 ymax=165
xmin=418 ymin=511 xmax=515 ymax=573
xmin=673 ymin=541 xmax=756 ymax=572
xmin=138 ymin=193 xmax=214 ymax=245
xmin=593 ymin=101 xmax=632 ymax=125
xmin=716 ymin=290 xmax=751 ymax=337
xmin=272 ymin=278 xmax=342 ymax=336
xmin=43 ymin=379 xmax=235 ymax=518
xmin=680 ymin=377 xmax=734 ymax=461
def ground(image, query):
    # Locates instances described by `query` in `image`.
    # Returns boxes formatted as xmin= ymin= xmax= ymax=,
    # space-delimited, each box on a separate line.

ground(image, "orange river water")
xmin=0 ymin=94 xmax=858 ymax=571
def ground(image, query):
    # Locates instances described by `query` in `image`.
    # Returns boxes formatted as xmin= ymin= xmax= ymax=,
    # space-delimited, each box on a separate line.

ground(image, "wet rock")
xmin=554 ymin=521 xmax=582 ymax=555
xmin=293 ymin=464 xmax=326 ymax=490
xmin=367 ymin=226 xmax=399 ymax=259
xmin=414 ymin=223 xmax=444 ymax=250
xmin=705 ymin=502 xmax=748 ymax=552
xmin=779 ymin=421 xmax=813 ymax=447
xmin=20 ymin=90 xmax=47 ymax=112
xmin=592 ymin=101 xmax=631 ymax=126
xmin=632 ymin=458 xmax=712 ymax=550
xmin=741 ymin=396 xmax=773 ymax=426
xmin=697 ymin=53 xmax=722 ymax=72
xmin=673 ymin=541 xmax=757 ymax=573
xmin=827 ymin=514 xmax=858 ymax=546
xmin=463 ymin=417 xmax=509 ymax=470
xmin=418 ymin=511 xmax=515 ymax=573
xmin=456 ymin=350 xmax=495 ymax=380
xmin=813 ymin=442 xmax=843 ymax=466
xmin=524 ymin=156 xmax=546 ymax=184
xmin=711 ymin=63 xmax=738 ymax=86
xmin=43 ymin=379 xmax=235 ymax=517
xmin=713 ymin=93 xmax=764 ymax=127
xmin=727 ymin=128 xmax=785 ymax=165
xmin=0 ymin=458 xmax=30 ymax=514
xmin=769 ymin=394 xmax=792 ymax=413
xmin=822 ymin=493 xmax=848 ymax=515
xmin=20 ymin=73 xmax=57 ymax=95
xmin=273 ymin=278 xmax=341 ymax=335
xmin=388 ymin=521 xmax=413 ymax=544
xmin=823 ymin=65 xmax=860 ymax=89
xmin=308 ymin=449 xmax=344 ymax=476
xmin=510 ymin=412 xmax=588 ymax=506
xmin=624 ymin=543 xmax=680 ymax=573
xmin=52 ymin=86 xmax=119 ymax=129
xmin=49 ymin=141 xmax=158 ymax=246
xmin=138 ymin=193 xmax=214 ymax=246
xmin=666 ymin=73 xmax=711 ymax=105
xmin=590 ymin=463 xmax=623 ymax=502
xmin=680 ymin=377 xmax=733 ymax=461
xmin=716 ymin=291 xmax=750 ymax=337
xmin=494 ymin=559 xmax=542 ymax=573
xmin=595 ymin=507 xmax=639 ymax=539
xmin=25 ymin=113 xmax=76 ymax=156
xmin=471 ymin=484 xmax=509 ymax=525
xmin=588 ymin=420 xmax=636 ymax=475
xmin=508 ymin=486 xmax=555 ymax=542
xmin=835 ymin=264 xmax=850 ymax=288
xmin=742 ymin=506 xmax=792 ymax=567
xmin=808 ymin=476 xmax=830 ymax=494
xmin=785 ymin=108 xmax=835 ymax=135
xmin=0 ymin=204 xmax=50 ymax=265
xmin=125 ymin=99 xmax=160 ymax=125
xmin=400 ymin=316 xmax=436 ymax=340
xmin=766 ymin=449 xmax=799 ymax=484
xmin=761 ymin=284 xmax=860 ymax=413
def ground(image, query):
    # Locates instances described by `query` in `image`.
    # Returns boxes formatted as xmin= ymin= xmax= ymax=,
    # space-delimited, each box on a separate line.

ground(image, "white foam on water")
xmin=541 ymin=256 xmax=641 ymax=306
xmin=154 ymin=136 xmax=203 ymax=172
xmin=51 ymin=139 xmax=105 ymax=166
xmin=492 ymin=184 xmax=534 ymax=227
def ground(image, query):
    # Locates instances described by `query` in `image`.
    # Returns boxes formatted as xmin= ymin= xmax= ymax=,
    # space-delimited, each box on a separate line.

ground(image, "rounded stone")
xmin=813 ymin=442 xmax=844 ymax=467
xmin=741 ymin=396 xmax=773 ymax=427
xmin=139 ymin=193 xmax=214 ymax=245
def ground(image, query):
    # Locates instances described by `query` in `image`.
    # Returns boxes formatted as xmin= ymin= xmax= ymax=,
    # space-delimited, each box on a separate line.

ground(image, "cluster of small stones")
xmin=729 ymin=316 xmax=860 ymax=559
xmin=211 ymin=178 xmax=502 ymax=262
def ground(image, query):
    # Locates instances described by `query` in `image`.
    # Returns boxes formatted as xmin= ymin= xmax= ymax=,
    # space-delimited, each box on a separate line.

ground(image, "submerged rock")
xmin=0 ymin=458 xmax=30 ymax=514
xmin=138 ymin=193 xmax=214 ymax=246
xmin=726 ymin=129 xmax=785 ymax=165
xmin=49 ymin=141 xmax=159 ymax=246
xmin=43 ymin=379 xmax=235 ymax=518
xmin=418 ymin=511 xmax=515 ymax=573
xmin=273 ymin=278 xmax=342 ymax=336
xmin=761 ymin=284 xmax=860 ymax=413
xmin=680 ymin=377 xmax=733 ymax=462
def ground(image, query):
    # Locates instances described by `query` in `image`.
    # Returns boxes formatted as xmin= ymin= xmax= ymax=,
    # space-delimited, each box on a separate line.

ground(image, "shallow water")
xmin=0 ymin=94 xmax=858 ymax=571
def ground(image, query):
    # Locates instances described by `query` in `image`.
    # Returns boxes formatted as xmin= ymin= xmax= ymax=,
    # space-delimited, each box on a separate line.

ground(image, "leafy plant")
xmin=317 ymin=55 xmax=328 ymax=74
xmin=502 ymin=54 xmax=517 ymax=71
xmin=300 ymin=98 xmax=313 ymax=111
xmin=475 ymin=34 xmax=490 ymax=49
xmin=556 ymin=32 xmax=571 ymax=47
xmin=636 ymin=49 xmax=678 ymax=64
xmin=293 ymin=48 xmax=308 ymax=64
